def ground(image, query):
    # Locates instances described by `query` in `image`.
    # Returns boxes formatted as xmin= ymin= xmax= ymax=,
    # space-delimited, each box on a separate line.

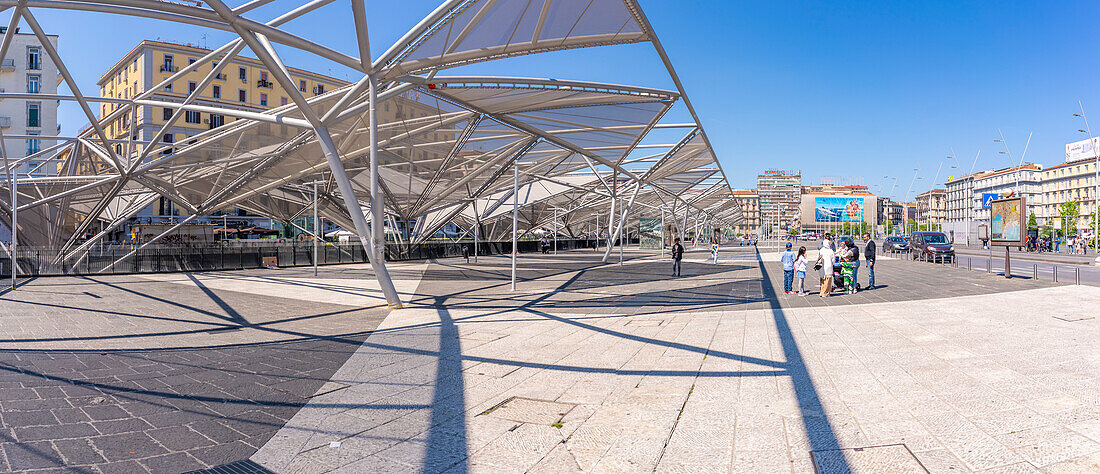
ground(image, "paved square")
xmin=1 ymin=246 xmax=1098 ymax=473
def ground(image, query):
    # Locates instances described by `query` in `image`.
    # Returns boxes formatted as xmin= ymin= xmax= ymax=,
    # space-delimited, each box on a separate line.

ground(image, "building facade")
xmin=943 ymin=173 xmax=981 ymax=244
xmin=96 ymin=40 xmax=349 ymax=232
xmin=1040 ymin=157 xmax=1097 ymax=236
xmin=914 ymin=188 xmax=946 ymax=229
xmin=1 ymin=27 xmax=59 ymax=177
xmin=882 ymin=199 xmax=903 ymax=232
xmin=729 ymin=189 xmax=760 ymax=236
xmin=756 ymin=170 xmax=801 ymax=234
xmin=971 ymin=164 xmax=1044 ymax=225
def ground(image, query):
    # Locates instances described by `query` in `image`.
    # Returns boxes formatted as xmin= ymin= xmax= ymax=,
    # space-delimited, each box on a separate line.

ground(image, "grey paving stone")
xmin=52 ymin=438 xmax=107 ymax=465
xmin=2 ymin=440 xmax=65 ymax=470
xmin=14 ymin=422 xmax=99 ymax=442
xmin=89 ymin=432 xmax=170 ymax=461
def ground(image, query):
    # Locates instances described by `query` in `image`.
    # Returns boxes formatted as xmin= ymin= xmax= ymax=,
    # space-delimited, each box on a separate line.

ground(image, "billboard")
xmin=981 ymin=193 xmax=1000 ymax=209
xmin=814 ymin=197 xmax=864 ymax=223
xmin=990 ymin=197 xmax=1026 ymax=246
xmin=1065 ymin=137 xmax=1099 ymax=163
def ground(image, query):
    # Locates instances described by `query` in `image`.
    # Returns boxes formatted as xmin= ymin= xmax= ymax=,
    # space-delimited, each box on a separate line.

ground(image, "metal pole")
xmin=473 ymin=200 xmax=479 ymax=263
xmin=553 ymin=207 xmax=558 ymax=255
xmin=313 ymin=181 xmax=319 ymax=276
xmin=511 ymin=156 xmax=518 ymax=291
xmin=10 ymin=171 xmax=15 ymax=290
xmin=1082 ymin=102 xmax=1100 ymax=257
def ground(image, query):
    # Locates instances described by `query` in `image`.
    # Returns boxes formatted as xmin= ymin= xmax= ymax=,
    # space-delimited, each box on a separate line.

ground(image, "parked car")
xmin=909 ymin=231 xmax=954 ymax=262
xmin=883 ymin=236 xmax=909 ymax=252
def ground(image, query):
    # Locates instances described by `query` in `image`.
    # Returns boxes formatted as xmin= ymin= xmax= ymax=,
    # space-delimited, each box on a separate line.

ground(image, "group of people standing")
xmin=781 ymin=233 xmax=877 ymax=297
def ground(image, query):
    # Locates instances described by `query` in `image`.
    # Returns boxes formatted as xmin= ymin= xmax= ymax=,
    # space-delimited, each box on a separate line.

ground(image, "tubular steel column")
xmin=511 ymin=158 xmax=518 ymax=291
xmin=10 ymin=170 xmax=15 ymax=290
xmin=313 ymin=181 xmax=319 ymax=277
xmin=315 ymin=77 xmax=401 ymax=307
xmin=554 ymin=207 xmax=558 ymax=254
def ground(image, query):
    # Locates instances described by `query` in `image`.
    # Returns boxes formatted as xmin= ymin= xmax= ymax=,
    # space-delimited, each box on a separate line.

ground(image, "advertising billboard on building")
xmin=638 ymin=217 xmax=662 ymax=249
xmin=990 ymin=197 xmax=1026 ymax=246
xmin=1065 ymin=137 xmax=1099 ymax=163
xmin=814 ymin=197 xmax=864 ymax=223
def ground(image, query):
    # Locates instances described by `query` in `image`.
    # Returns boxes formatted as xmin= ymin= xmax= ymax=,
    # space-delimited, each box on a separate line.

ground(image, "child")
xmin=794 ymin=246 xmax=808 ymax=295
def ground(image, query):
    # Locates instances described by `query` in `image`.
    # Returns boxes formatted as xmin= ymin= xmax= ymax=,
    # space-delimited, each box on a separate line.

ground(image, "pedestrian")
xmin=846 ymin=239 xmax=860 ymax=291
xmin=863 ymin=233 xmax=876 ymax=290
xmin=816 ymin=243 xmax=835 ymax=297
xmin=781 ymin=242 xmax=795 ymax=294
xmin=712 ymin=240 xmax=720 ymax=264
xmin=794 ymin=246 xmax=808 ymax=295
xmin=1055 ymin=235 xmax=1061 ymax=252
xmin=671 ymin=238 xmax=684 ymax=277
xmin=821 ymin=233 xmax=832 ymax=252
xmin=462 ymin=243 xmax=470 ymax=263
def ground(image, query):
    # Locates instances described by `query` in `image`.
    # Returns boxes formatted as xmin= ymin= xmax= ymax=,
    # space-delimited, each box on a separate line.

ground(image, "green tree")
xmin=1027 ymin=212 xmax=1038 ymax=230
xmin=1059 ymin=200 xmax=1080 ymax=237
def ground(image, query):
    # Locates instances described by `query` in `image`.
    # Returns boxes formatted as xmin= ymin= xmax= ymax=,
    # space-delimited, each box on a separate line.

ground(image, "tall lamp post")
xmin=1074 ymin=102 xmax=1100 ymax=259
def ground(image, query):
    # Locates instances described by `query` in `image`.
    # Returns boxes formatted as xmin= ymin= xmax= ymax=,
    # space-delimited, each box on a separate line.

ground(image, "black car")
xmin=910 ymin=231 xmax=955 ymax=262
xmin=883 ymin=236 xmax=909 ymax=252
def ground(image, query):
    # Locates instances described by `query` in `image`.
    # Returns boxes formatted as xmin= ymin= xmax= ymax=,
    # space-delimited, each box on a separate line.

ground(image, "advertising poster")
xmin=814 ymin=197 xmax=864 ymax=223
xmin=990 ymin=197 xmax=1024 ymax=245
xmin=638 ymin=217 xmax=662 ymax=249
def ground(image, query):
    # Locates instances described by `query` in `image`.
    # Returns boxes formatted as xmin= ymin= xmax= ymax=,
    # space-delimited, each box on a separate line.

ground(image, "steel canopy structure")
xmin=0 ymin=0 xmax=742 ymax=307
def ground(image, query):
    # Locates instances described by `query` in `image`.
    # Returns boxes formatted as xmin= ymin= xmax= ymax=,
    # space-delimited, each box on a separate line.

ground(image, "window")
xmin=315 ymin=84 xmax=324 ymax=94
xmin=259 ymin=93 xmax=267 ymax=106
xmin=239 ymin=67 xmax=246 ymax=80
xmin=162 ymin=54 xmax=174 ymax=72
xmin=212 ymin=85 xmax=220 ymax=99
xmin=188 ymin=81 xmax=197 ymax=93
xmin=163 ymin=108 xmax=173 ymax=120
xmin=26 ymin=103 xmax=39 ymax=127
xmin=26 ymin=131 xmax=39 ymax=155
xmin=260 ymin=71 xmax=268 ymax=81
xmin=163 ymin=133 xmax=174 ymax=143
xmin=299 ymin=79 xmax=306 ymax=92
xmin=209 ymin=114 xmax=224 ymax=128
xmin=280 ymin=96 xmax=287 ymax=106
xmin=238 ymin=89 xmax=246 ymax=102
xmin=26 ymin=75 xmax=39 ymax=94
xmin=185 ymin=110 xmax=201 ymax=124
xmin=189 ymin=57 xmax=196 ymax=68
xmin=27 ymin=47 xmax=40 ymax=70
xmin=165 ymin=82 xmax=173 ymax=92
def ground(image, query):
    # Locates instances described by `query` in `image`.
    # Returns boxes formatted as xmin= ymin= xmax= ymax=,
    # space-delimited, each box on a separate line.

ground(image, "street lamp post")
xmin=1074 ymin=102 xmax=1100 ymax=259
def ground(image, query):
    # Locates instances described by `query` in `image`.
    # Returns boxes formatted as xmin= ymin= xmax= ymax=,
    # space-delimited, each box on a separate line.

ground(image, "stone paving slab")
xmin=250 ymin=248 xmax=1100 ymax=473
xmin=0 ymin=266 xmax=425 ymax=473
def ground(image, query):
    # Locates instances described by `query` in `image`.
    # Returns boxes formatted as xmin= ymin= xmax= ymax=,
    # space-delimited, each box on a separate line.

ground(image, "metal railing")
xmin=1 ymin=239 xmax=600 ymax=278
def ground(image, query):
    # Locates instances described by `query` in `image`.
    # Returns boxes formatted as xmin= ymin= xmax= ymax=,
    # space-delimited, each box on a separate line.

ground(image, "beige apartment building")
xmin=914 ymin=188 xmax=946 ymax=229
xmin=1040 ymin=157 xmax=1098 ymax=233
xmin=729 ymin=189 xmax=760 ymax=236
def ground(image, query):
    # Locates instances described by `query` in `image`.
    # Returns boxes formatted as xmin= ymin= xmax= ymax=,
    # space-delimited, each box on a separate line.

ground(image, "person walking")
xmin=712 ymin=240 xmax=720 ymax=264
xmin=671 ymin=238 xmax=684 ymax=277
xmin=816 ymin=243 xmax=835 ymax=297
xmin=781 ymin=242 xmax=796 ymax=294
xmin=863 ymin=233 xmax=876 ymax=290
xmin=794 ymin=246 xmax=809 ymax=296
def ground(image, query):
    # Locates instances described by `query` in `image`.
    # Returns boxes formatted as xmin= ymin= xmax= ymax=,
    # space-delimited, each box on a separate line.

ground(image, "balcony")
xmin=0 ymin=116 xmax=10 ymax=128
xmin=0 ymin=59 xmax=13 ymax=71
xmin=160 ymin=64 xmax=177 ymax=73
xmin=257 ymin=79 xmax=272 ymax=89
xmin=215 ymin=73 xmax=226 ymax=81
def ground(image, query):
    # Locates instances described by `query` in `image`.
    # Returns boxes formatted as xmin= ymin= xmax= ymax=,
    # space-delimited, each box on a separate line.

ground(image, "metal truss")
xmin=0 ymin=0 xmax=744 ymax=307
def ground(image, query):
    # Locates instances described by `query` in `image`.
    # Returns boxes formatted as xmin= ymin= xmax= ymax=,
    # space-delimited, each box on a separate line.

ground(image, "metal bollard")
xmin=987 ymin=259 xmax=991 ymax=273
xmin=968 ymin=257 xmax=972 ymax=271
xmin=1076 ymin=267 xmax=1081 ymax=285
xmin=1053 ymin=265 xmax=1058 ymax=282
xmin=1033 ymin=264 xmax=1037 ymax=280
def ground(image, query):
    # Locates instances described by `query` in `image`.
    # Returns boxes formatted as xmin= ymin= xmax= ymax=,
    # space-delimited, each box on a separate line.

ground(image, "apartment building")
xmin=914 ymin=188 xmax=946 ymax=229
xmin=729 ymin=189 xmax=760 ymax=236
xmin=757 ymin=170 xmax=801 ymax=233
xmin=96 ymin=40 xmax=349 ymax=226
xmin=97 ymin=40 xmax=348 ymax=151
xmin=1040 ymin=157 xmax=1098 ymax=232
xmin=972 ymin=164 xmax=1044 ymax=224
xmin=0 ymin=27 xmax=59 ymax=177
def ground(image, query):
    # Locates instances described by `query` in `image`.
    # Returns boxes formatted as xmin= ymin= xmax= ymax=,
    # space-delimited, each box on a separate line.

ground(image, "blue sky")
xmin=19 ymin=1 xmax=1100 ymax=199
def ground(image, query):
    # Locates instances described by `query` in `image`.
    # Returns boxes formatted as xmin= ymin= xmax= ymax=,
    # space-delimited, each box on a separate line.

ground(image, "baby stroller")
xmin=831 ymin=260 xmax=860 ymax=294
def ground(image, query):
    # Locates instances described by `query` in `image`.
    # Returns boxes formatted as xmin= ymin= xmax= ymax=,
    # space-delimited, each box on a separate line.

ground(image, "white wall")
xmin=0 ymin=31 xmax=60 ymax=176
